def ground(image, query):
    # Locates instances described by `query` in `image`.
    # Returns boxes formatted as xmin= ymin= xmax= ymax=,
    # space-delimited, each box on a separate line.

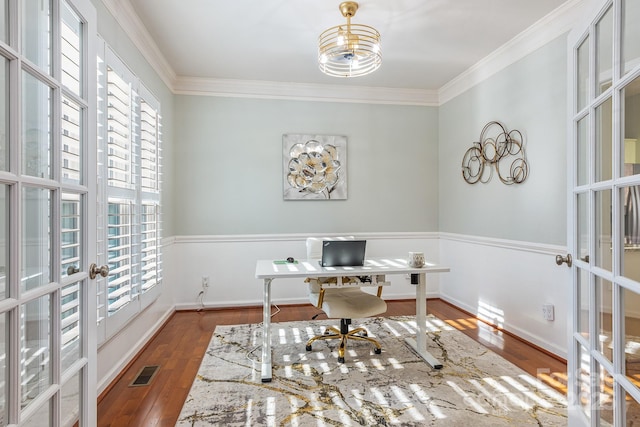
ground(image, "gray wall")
xmin=438 ymin=35 xmax=568 ymax=246
xmin=91 ymin=0 xmax=567 ymax=245
xmin=173 ymin=96 xmax=439 ymax=235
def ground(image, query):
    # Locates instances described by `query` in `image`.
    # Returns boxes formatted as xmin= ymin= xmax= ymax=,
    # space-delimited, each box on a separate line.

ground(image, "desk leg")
xmin=261 ymin=278 xmax=273 ymax=382
xmin=405 ymin=272 xmax=443 ymax=369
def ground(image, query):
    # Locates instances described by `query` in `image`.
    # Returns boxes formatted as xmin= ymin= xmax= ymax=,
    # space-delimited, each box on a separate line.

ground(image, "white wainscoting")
xmin=439 ymin=233 xmax=570 ymax=359
xmin=168 ymin=233 xmax=443 ymax=310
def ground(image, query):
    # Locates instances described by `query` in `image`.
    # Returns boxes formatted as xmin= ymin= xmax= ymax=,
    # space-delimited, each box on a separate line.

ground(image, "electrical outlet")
xmin=202 ymin=276 xmax=209 ymax=288
xmin=542 ymin=303 xmax=554 ymax=321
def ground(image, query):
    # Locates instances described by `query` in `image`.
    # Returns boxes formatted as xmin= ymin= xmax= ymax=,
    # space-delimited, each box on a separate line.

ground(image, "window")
xmin=97 ymin=40 xmax=162 ymax=341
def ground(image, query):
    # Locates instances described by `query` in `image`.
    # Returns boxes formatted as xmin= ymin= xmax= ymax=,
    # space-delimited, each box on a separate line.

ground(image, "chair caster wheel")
xmin=374 ymin=348 xmax=382 ymax=354
xmin=338 ymin=357 xmax=345 ymax=363
xmin=306 ymin=344 xmax=312 ymax=351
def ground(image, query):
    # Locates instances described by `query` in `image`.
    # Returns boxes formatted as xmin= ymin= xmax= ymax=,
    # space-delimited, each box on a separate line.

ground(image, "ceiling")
xmin=127 ymin=0 xmax=569 ymax=92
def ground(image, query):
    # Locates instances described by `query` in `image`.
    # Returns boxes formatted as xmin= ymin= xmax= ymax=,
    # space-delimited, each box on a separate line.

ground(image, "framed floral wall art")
xmin=283 ymin=134 xmax=347 ymax=200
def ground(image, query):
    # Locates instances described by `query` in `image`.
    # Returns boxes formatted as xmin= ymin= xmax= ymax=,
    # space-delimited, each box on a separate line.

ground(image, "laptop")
xmin=320 ymin=240 xmax=367 ymax=267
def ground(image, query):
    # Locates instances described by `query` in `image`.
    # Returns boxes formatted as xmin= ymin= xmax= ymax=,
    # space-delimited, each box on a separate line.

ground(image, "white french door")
xmin=569 ymin=0 xmax=640 ymax=425
xmin=0 ymin=0 xmax=97 ymax=425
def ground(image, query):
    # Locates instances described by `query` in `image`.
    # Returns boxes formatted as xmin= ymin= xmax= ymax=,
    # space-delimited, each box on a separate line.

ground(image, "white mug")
xmin=408 ymin=252 xmax=425 ymax=268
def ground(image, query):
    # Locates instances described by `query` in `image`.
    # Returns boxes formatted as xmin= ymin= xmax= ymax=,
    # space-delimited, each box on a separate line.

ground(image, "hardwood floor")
xmin=97 ymin=299 xmax=567 ymax=426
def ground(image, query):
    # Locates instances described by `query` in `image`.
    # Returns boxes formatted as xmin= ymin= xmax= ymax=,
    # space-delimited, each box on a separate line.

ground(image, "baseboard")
xmin=439 ymin=294 xmax=567 ymax=360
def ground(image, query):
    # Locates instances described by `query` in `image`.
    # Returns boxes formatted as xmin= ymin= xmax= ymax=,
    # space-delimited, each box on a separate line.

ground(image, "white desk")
xmin=255 ymin=258 xmax=450 ymax=383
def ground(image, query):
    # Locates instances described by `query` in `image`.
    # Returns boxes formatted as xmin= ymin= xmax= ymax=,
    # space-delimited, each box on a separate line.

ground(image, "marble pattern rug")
xmin=177 ymin=316 xmax=567 ymax=426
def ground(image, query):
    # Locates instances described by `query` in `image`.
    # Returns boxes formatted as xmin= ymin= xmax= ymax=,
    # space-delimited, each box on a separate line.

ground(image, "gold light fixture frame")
xmin=318 ymin=2 xmax=382 ymax=78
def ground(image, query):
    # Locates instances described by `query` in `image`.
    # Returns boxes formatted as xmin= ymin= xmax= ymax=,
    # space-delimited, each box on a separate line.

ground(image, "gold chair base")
xmin=305 ymin=324 xmax=382 ymax=363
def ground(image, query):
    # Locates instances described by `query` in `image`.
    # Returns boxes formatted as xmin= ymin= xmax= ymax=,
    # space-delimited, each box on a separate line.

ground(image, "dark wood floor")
xmin=97 ymin=299 xmax=567 ymax=426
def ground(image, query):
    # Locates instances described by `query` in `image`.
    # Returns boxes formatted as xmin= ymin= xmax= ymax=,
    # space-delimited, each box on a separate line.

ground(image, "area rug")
xmin=177 ymin=316 xmax=567 ymax=426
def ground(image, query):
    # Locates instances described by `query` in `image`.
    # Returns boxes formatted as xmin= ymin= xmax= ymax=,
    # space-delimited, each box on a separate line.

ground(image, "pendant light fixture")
xmin=318 ymin=2 xmax=382 ymax=77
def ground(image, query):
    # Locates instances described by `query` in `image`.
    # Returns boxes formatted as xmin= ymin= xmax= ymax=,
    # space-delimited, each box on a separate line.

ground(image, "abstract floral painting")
xmin=283 ymin=134 xmax=347 ymax=200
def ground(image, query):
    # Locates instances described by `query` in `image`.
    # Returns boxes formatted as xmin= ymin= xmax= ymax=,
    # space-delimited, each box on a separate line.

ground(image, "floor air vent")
xmin=130 ymin=365 xmax=160 ymax=387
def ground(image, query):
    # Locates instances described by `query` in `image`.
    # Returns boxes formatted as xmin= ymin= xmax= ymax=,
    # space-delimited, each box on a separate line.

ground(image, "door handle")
xmin=89 ymin=263 xmax=109 ymax=279
xmin=555 ymin=254 xmax=572 ymax=267
xmin=66 ymin=266 xmax=80 ymax=275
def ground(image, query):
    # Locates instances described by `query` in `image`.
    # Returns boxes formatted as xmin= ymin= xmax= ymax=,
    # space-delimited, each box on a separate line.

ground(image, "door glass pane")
xmin=61 ymin=97 xmax=82 ymax=185
xmin=624 ymin=389 xmax=640 ymax=424
xmin=0 ymin=184 xmax=6 ymax=300
xmin=596 ymin=6 xmax=613 ymax=96
xmin=623 ymin=286 xmax=640 ymax=391
xmin=623 ymin=76 xmax=640 ymax=178
xmin=0 ymin=55 xmax=7 ymax=172
xmin=622 ymin=0 xmax=640 ymax=75
xmin=596 ymin=97 xmax=613 ymax=182
xmin=597 ymin=277 xmax=613 ymax=362
xmin=578 ymin=269 xmax=590 ymax=338
xmin=61 ymin=371 xmax=80 ymax=427
xmin=596 ymin=362 xmax=614 ymax=425
xmin=578 ymin=192 xmax=590 ymax=262
xmin=21 ymin=187 xmax=51 ymax=292
xmin=0 ymin=312 xmax=6 ymax=425
xmin=61 ymin=1 xmax=82 ymax=97
xmin=22 ymin=72 xmax=52 ymax=179
xmin=577 ymin=117 xmax=588 ymax=186
xmin=61 ymin=282 xmax=81 ymax=372
xmin=61 ymin=193 xmax=81 ymax=278
xmin=21 ymin=398 xmax=51 ymax=427
xmin=595 ymin=189 xmax=613 ymax=271
xmin=578 ymin=343 xmax=592 ymax=420
xmin=21 ymin=295 xmax=51 ymax=410
xmin=0 ymin=0 xmax=7 ymax=43
xmin=623 ymin=186 xmax=640 ymax=282
xmin=21 ymin=0 xmax=51 ymax=74
xmin=577 ymin=36 xmax=590 ymax=112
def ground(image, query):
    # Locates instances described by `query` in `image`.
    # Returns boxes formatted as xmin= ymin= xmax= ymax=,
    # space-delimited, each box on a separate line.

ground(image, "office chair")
xmin=305 ymin=237 xmax=387 ymax=363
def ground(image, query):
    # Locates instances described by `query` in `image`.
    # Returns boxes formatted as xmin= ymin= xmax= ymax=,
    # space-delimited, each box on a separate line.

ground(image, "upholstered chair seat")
xmin=305 ymin=237 xmax=387 ymax=363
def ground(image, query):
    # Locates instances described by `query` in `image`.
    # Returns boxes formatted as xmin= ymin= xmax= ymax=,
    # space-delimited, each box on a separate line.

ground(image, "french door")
xmin=569 ymin=0 xmax=640 ymax=425
xmin=0 ymin=0 xmax=97 ymax=425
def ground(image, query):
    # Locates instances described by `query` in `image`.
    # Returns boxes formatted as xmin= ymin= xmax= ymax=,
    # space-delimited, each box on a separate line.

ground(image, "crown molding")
xmin=100 ymin=0 xmax=176 ymax=91
xmin=173 ymin=76 xmax=439 ymax=106
xmin=438 ymin=0 xmax=584 ymax=105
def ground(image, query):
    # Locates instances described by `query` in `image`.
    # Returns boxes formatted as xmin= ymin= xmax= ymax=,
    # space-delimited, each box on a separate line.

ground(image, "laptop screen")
xmin=321 ymin=240 xmax=366 ymax=267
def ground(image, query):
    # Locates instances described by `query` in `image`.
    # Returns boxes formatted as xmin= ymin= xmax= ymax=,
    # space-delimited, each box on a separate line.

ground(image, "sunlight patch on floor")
xmin=477 ymin=300 xmax=505 ymax=329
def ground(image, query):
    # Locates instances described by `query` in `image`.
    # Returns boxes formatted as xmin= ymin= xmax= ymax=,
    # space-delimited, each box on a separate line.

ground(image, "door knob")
xmin=66 ymin=266 xmax=80 ymax=275
xmin=555 ymin=254 xmax=572 ymax=267
xmin=89 ymin=263 xmax=109 ymax=279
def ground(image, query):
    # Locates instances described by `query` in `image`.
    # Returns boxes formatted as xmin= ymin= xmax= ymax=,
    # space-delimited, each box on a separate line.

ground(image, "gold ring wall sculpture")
xmin=461 ymin=121 xmax=528 ymax=185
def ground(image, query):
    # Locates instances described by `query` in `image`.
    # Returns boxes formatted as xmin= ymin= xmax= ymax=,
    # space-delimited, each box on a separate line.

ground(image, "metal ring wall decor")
xmin=461 ymin=121 xmax=529 ymax=185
